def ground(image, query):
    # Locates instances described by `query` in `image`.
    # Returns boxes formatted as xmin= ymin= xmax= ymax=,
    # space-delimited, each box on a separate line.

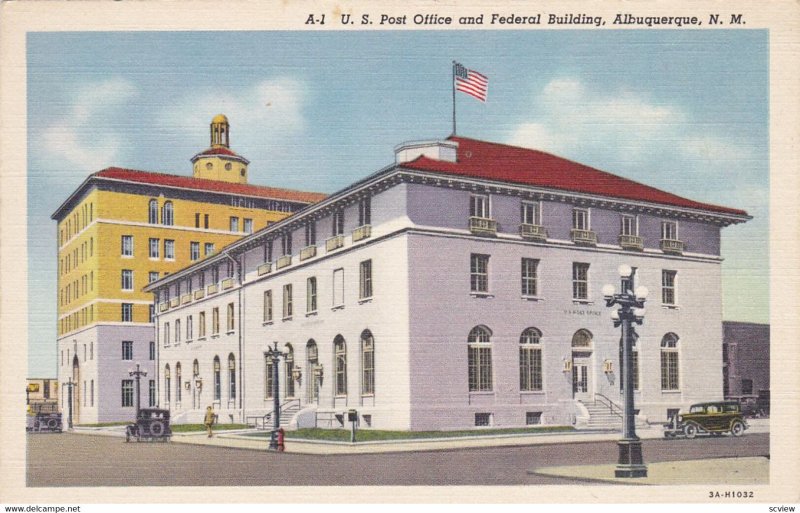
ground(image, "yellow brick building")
xmin=52 ymin=115 xmax=325 ymax=423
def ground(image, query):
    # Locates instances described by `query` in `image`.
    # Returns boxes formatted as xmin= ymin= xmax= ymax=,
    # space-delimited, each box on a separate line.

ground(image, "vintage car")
xmin=125 ymin=408 xmax=172 ymax=442
xmin=664 ymin=401 xmax=748 ymax=439
xmin=26 ymin=412 xmax=63 ymax=433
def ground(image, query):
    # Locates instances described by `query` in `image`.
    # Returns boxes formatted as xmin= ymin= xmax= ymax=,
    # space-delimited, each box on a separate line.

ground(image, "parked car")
xmin=125 ymin=408 xmax=172 ymax=442
xmin=664 ymin=401 xmax=748 ymax=439
xmin=26 ymin=412 xmax=63 ymax=433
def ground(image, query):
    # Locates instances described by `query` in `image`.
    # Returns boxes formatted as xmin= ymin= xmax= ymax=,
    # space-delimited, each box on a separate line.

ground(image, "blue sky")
xmin=27 ymin=30 xmax=769 ymax=377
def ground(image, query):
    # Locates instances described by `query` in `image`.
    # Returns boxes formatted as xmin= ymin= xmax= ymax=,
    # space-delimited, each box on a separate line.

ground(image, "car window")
xmin=689 ymin=406 xmax=705 ymax=413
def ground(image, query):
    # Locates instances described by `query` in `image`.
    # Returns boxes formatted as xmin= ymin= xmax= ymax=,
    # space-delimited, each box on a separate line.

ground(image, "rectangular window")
xmin=662 ymin=221 xmax=678 ymax=240
xmin=283 ymin=284 xmax=293 ymax=319
xmin=163 ymin=322 xmax=170 ymax=345
xmin=620 ymin=267 xmax=637 ymax=294
xmin=195 ymin=213 xmax=201 ymax=228
xmin=333 ymin=268 xmax=345 ymax=307
xmin=204 ymin=214 xmax=209 ymax=229
xmin=572 ymin=208 xmax=589 ymax=230
xmin=190 ymin=242 xmax=200 ymax=261
xmin=526 ymin=412 xmax=542 ymax=426
xmin=121 ymin=340 xmax=133 ymax=361
xmin=741 ymin=378 xmax=754 ymax=395
xmin=281 ymin=232 xmax=292 ymax=256
xmin=307 ymin=277 xmax=317 ymax=313
xmin=211 ymin=266 xmax=219 ymax=283
xmin=332 ymin=210 xmax=344 ymax=236
xmin=361 ymin=335 xmax=375 ymax=396
xmin=305 ymin=222 xmax=316 ymax=246
xmin=358 ymin=197 xmax=371 ymax=226
xmin=470 ymin=194 xmax=490 ymax=219
xmin=149 ymin=341 xmax=155 ymax=360
xmin=212 ymin=307 xmax=220 ymax=335
xmin=121 ymin=270 xmax=133 ymax=291
xmin=149 ymin=238 xmax=159 ymax=258
xmin=521 ymin=258 xmax=539 ymax=296
xmin=572 ymin=262 xmax=590 ymax=300
xmin=263 ymin=290 xmax=273 ymax=322
xmin=148 ymin=304 xmax=155 ymax=323
xmin=121 ymin=380 xmax=134 ymax=407
xmin=121 ymin=235 xmax=133 ymax=256
xmin=265 ymin=355 xmax=276 ymax=399
xmin=90 ymin=380 xmax=94 ymax=407
xmin=230 ymin=217 xmax=239 ymax=232
xmin=204 ymin=242 xmax=215 ymax=256
xmin=148 ymin=380 xmax=156 ymax=407
xmin=359 ymin=260 xmax=373 ymax=299
xmin=468 ymin=346 xmax=493 ymax=392
xmin=661 ymin=352 xmax=680 ymax=390
xmin=148 ymin=271 xmax=159 ymax=283
xmin=264 ymin=240 xmax=273 ymax=263
xmin=186 ymin=315 xmax=193 ymax=340
xmin=521 ymin=201 xmax=541 ymax=225
xmin=121 ymin=303 xmax=133 ymax=322
xmin=470 ymin=254 xmax=489 ymax=293
xmin=474 ymin=413 xmax=492 ymax=427
xmin=244 ymin=218 xmax=253 ymax=234
xmin=621 ymin=215 xmax=638 ymax=236
xmin=199 ymin=311 xmax=206 ymax=338
xmin=175 ymin=319 xmax=181 ymax=343
xmin=662 ymin=270 xmax=677 ymax=305
xmin=164 ymin=239 xmax=175 ymax=260
xmin=226 ymin=303 xmax=235 ymax=332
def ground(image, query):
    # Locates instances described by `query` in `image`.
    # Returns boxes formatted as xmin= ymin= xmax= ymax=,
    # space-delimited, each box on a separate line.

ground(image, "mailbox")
xmin=347 ymin=409 xmax=358 ymax=422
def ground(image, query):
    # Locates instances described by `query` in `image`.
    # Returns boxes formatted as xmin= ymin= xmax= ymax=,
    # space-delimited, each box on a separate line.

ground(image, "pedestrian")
xmin=204 ymin=406 xmax=215 ymax=438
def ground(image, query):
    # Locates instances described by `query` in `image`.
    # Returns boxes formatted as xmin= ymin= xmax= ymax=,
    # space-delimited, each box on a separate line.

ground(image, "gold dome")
xmin=212 ymin=114 xmax=229 ymax=124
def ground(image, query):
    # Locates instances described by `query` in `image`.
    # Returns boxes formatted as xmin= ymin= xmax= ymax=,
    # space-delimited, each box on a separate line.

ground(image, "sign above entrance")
xmin=563 ymin=308 xmax=602 ymax=317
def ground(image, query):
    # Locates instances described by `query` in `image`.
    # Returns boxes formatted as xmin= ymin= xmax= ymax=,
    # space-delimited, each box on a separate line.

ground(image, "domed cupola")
xmin=191 ymin=114 xmax=250 ymax=184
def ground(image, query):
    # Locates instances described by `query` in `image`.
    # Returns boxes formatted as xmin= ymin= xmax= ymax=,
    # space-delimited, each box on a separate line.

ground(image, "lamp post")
xmin=602 ymin=264 xmax=648 ymax=478
xmin=26 ymin=386 xmax=30 ymax=405
xmin=129 ymin=363 xmax=148 ymax=417
xmin=264 ymin=342 xmax=288 ymax=451
xmin=63 ymin=379 xmax=76 ymax=430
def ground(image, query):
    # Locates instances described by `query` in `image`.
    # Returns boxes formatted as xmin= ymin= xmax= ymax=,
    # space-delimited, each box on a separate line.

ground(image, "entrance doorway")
xmin=571 ymin=329 xmax=594 ymax=401
xmin=306 ymin=340 xmax=319 ymax=404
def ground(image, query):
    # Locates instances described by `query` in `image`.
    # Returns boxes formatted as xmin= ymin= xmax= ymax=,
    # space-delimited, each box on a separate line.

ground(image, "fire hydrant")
xmin=277 ymin=427 xmax=285 ymax=452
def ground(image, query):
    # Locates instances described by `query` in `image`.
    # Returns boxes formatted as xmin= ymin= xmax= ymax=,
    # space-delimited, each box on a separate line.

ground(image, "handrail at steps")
xmin=593 ymin=393 xmax=623 ymax=418
xmin=246 ymin=399 xmax=302 ymax=430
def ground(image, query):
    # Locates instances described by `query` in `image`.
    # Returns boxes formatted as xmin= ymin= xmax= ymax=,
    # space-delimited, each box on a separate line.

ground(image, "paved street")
xmin=27 ymin=432 xmax=769 ymax=487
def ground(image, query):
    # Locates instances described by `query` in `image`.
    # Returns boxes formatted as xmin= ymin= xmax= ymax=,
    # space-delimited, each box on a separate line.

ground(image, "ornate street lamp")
xmin=129 ymin=363 xmax=148 ymax=417
xmin=602 ymin=264 xmax=648 ymax=478
xmin=264 ymin=342 xmax=288 ymax=451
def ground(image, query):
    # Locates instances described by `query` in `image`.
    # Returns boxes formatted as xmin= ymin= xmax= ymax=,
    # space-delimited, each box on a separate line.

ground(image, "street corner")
xmin=529 ymin=456 xmax=769 ymax=486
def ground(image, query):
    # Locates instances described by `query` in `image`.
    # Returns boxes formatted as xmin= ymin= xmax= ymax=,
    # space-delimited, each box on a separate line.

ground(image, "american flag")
xmin=454 ymin=62 xmax=488 ymax=102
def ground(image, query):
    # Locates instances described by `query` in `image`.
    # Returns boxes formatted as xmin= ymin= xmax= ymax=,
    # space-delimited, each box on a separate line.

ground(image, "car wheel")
xmin=684 ymin=423 xmax=698 ymax=439
xmin=731 ymin=420 xmax=745 ymax=437
xmin=149 ymin=420 xmax=165 ymax=437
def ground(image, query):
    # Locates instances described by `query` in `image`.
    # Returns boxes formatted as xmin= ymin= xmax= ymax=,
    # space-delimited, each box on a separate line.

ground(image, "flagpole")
xmin=451 ymin=61 xmax=457 ymax=136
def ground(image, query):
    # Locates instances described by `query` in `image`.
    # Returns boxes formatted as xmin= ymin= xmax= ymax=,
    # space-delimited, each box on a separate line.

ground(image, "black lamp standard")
xmin=602 ymin=264 xmax=648 ymax=478
xmin=63 ymin=379 xmax=76 ymax=430
xmin=264 ymin=342 xmax=287 ymax=451
xmin=129 ymin=363 xmax=148 ymax=417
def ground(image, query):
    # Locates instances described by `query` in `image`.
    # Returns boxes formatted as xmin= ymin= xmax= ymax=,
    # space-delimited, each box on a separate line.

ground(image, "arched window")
xmin=572 ymin=329 xmax=593 ymax=349
xmin=306 ymin=340 xmax=318 ymax=402
xmin=175 ymin=362 xmax=182 ymax=403
xmin=468 ymin=326 xmax=493 ymax=392
xmin=661 ymin=333 xmax=680 ymax=390
xmin=334 ymin=335 xmax=347 ymax=396
xmin=228 ymin=354 xmax=236 ymax=402
xmin=162 ymin=201 xmax=174 ymax=226
xmin=148 ymin=199 xmax=158 ymax=224
xmin=164 ymin=364 xmax=171 ymax=407
xmin=361 ymin=330 xmax=375 ymax=396
xmin=519 ymin=328 xmax=543 ymax=392
xmin=284 ymin=345 xmax=295 ymax=398
xmin=213 ymin=356 xmax=221 ymax=401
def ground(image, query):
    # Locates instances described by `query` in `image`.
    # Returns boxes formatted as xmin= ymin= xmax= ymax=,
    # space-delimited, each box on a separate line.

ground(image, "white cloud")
xmin=40 ymin=77 xmax=138 ymax=171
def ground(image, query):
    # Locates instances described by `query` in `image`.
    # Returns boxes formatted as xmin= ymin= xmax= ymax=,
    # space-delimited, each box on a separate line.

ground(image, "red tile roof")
xmin=402 ymin=137 xmax=747 ymax=216
xmin=94 ymin=167 xmax=327 ymax=204
xmin=191 ymin=146 xmax=249 ymax=163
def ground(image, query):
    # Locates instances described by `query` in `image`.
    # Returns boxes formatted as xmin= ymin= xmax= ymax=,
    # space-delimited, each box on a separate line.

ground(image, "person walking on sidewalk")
xmin=204 ymin=406 xmax=215 ymax=438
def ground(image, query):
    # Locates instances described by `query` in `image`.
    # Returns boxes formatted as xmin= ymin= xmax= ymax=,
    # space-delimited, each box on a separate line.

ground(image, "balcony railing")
xmin=660 ymin=239 xmax=684 ymax=254
xmin=169 ymin=297 xmax=180 ymax=308
xmin=159 ymin=302 xmax=169 ymax=313
xmin=571 ymin=229 xmax=597 ymax=245
xmin=207 ymin=283 xmax=219 ymax=295
xmin=619 ymin=234 xmax=644 ymax=251
xmin=257 ymin=262 xmax=272 ymax=276
xmin=469 ymin=216 xmax=497 ymax=235
xmin=276 ymin=255 xmax=292 ymax=269
xmin=221 ymin=278 xmax=234 ymax=290
xmin=300 ymin=245 xmax=317 ymax=261
xmin=352 ymin=224 xmax=372 ymax=242
xmin=326 ymin=235 xmax=345 ymax=252
xmin=181 ymin=293 xmax=192 ymax=305
xmin=193 ymin=289 xmax=205 ymax=300
xmin=520 ymin=223 xmax=547 ymax=241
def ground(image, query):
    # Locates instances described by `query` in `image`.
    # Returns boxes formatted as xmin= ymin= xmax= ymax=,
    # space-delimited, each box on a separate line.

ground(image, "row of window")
xmin=470 ymin=194 xmax=681 ymax=241
xmin=60 ymin=341 xmax=95 ymax=367
xmin=59 ymin=303 xmax=95 ymax=335
xmin=59 ymin=271 xmax=94 ymax=307
xmin=121 ymin=236 xmax=216 ymax=262
xmin=163 ymin=303 xmax=236 ymax=346
xmin=120 ymin=340 xmax=157 ymax=361
xmin=467 ymin=326 xmax=682 ymax=393
xmin=59 ymin=237 xmax=94 ymax=276
xmin=162 ymin=355 xmax=236 ymax=406
xmin=262 ymin=261 xmax=373 ymax=322
xmin=59 ymin=201 xmax=94 ymax=246
xmin=148 ymin=199 xmax=258 ymax=234
xmin=470 ymin=255 xmax=679 ymax=305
